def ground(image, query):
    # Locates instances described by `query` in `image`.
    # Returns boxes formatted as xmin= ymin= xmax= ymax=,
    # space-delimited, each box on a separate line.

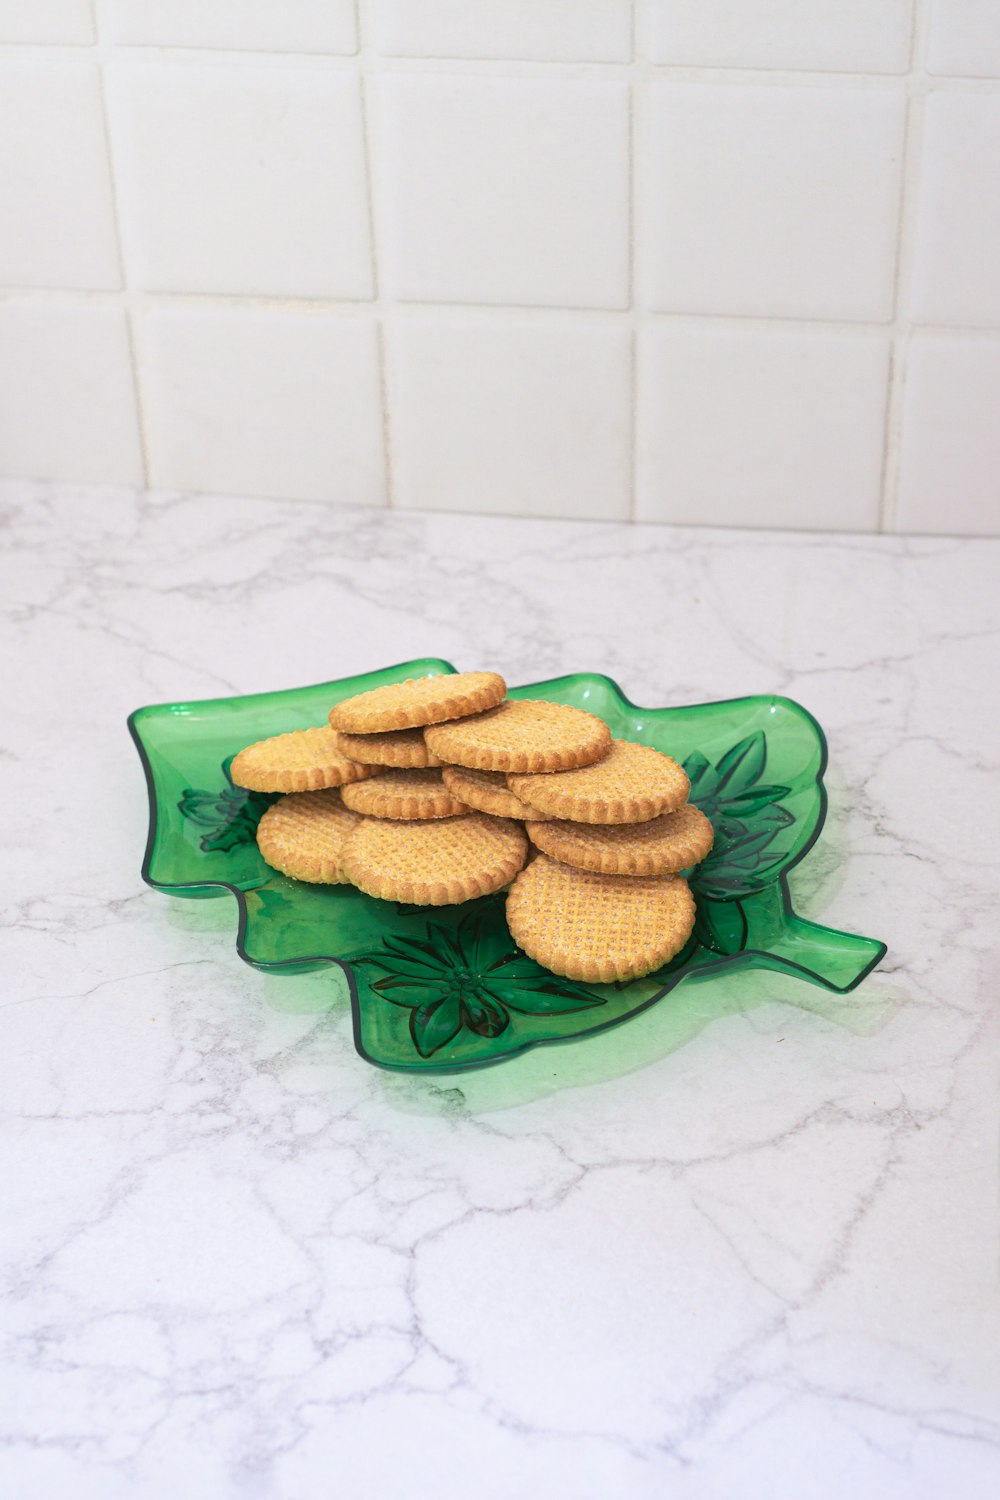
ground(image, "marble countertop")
xmin=2 ymin=479 xmax=999 ymax=1499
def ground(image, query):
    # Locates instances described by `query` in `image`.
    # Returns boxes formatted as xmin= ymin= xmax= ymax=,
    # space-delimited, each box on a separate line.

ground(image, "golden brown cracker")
xmin=509 ymin=739 xmax=689 ymax=824
xmin=526 ymin=802 xmax=714 ymax=876
xmin=255 ymin=790 xmax=362 ymax=884
xmin=328 ymin=671 xmax=505 ymax=734
xmin=342 ymin=813 xmax=528 ymax=906
xmin=425 ymin=698 xmax=611 ymax=774
xmin=336 ymin=727 xmax=442 ymax=769
xmin=340 ymin=767 xmax=470 ymax=820
xmin=506 ymin=855 xmax=695 ymax=982
xmin=230 ymin=726 xmax=379 ymax=794
xmin=440 ymin=764 xmax=543 ymax=821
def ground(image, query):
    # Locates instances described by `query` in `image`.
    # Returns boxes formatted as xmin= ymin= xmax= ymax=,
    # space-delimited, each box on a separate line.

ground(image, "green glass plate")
xmin=128 ymin=658 xmax=886 ymax=1073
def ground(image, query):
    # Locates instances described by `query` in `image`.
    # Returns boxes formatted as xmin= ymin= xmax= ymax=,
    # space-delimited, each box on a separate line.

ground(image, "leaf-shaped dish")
xmin=128 ymin=659 xmax=886 ymax=1073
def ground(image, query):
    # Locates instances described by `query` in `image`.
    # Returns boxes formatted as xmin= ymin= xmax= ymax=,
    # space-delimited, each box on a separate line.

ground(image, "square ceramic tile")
xmin=0 ymin=0 xmax=94 ymax=43
xmin=636 ymin=325 xmax=889 ymax=530
xmin=638 ymin=1 xmax=912 ymax=72
xmin=376 ymin=75 xmax=629 ymax=309
xmin=137 ymin=308 xmax=385 ymax=505
xmin=387 ymin=316 xmax=631 ymax=520
xmin=0 ymin=62 xmax=119 ymax=290
xmin=98 ymin=0 xmax=357 ymax=54
xmin=927 ymin=1 xmax=1000 ymax=78
xmin=0 ymin=303 xmax=142 ymax=485
xmin=106 ymin=62 xmax=372 ymax=298
xmin=641 ymin=82 xmax=905 ymax=321
xmin=897 ymin=338 xmax=1000 ymax=536
xmin=372 ymin=1 xmax=631 ymax=62
xmin=910 ymin=93 xmax=1000 ymax=327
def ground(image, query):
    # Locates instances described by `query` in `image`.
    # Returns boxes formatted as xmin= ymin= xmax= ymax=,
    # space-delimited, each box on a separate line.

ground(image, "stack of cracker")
xmin=231 ymin=670 xmax=714 ymax=984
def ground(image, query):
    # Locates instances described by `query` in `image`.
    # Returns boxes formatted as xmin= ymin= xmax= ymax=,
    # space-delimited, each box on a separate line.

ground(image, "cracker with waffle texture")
xmin=527 ymin=802 xmax=714 ymax=876
xmin=426 ymin=698 xmax=610 ymax=774
xmin=231 ymin=726 xmax=379 ymax=794
xmin=506 ymin=855 xmax=695 ymax=982
xmin=329 ymin=671 xmax=505 ymax=734
xmin=256 ymin=790 xmax=362 ymax=884
xmin=440 ymin=765 xmax=543 ymax=821
xmin=510 ymin=739 xmax=689 ymax=824
xmin=342 ymin=813 xmax=528 ymax=906
xmin=336 ymin=727 xmax=442 ymax=769
xmin=340 ymin=768 xmax=470 ymax=820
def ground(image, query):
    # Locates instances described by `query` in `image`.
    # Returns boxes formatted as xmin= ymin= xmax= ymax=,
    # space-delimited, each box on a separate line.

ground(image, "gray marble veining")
xmin=1 ymin=479 xmax=999 ymax=1499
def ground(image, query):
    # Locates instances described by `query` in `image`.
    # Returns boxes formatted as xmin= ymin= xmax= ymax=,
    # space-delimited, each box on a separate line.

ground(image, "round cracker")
xmin=340 ymin=767 xmax=470 ymax=820
xmin=506 ymin=855 xmax=695 ymax=983
xmin=440 ymin=764 xmax=543 ymax=821
xmin=425 ymin=698 xmax=610 ymax=774
xmin=336 ymin=727 xmax=441 ymax=769
xmin=256 ymin=790 xmax=362 ymax=884
xmin=230 ymin=726 xmax=379 ymax=794
xmin=342 ymin=813 xmax=528 ymax=906
xmin=328 ymin=671 xmax=505 ymax=734
xmin=526 ymin=802 xmax=714 ymax=876
xmin=509 ymin=739 xmax=689 ymax=825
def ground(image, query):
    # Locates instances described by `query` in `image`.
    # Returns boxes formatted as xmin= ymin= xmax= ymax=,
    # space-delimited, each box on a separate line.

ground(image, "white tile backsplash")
xmin=387 ymin=316 xmax=631 ymax=520
xmin=897 ymin=337 xmax=1000 ymax=536
xmin=0 ymin=61 xmax=119 ymax=290
xmin=106 ymin=62 xmax=372 ymax=298
xmin=0 ymin=4 xmax=998 ymax=535
xmin=910 ymin=92 xmax=1000 ymax=328
xmin=636 ymin=326 xmax=890 ymax=530
xmin=638 ymin=1 xmax=913 ymax=73
xmin=372 ymin=1 xmax=632 ymax=63
xmin=0 ymin=302 xmax=142 ymax=485
xmin=642 ymin=81 xmax=906 ymax=322
xmin=927 ymin=1 xmax=1000 ymax=79
xmin=376 ymin=75 xmax=630 ymax=309
xmin=98 ymin=0 xmax=358 ymax=54
xmin=137 ymin=308 xmax=386 ymax=505
xmin=0 ymin=0 xmax=94 ymax=44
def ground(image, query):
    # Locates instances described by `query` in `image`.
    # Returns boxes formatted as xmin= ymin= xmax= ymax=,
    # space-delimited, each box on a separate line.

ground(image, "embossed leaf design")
xmin=177 ymin=757 xmax=274 ymax=853
xmin=694 ymin=899 xmax=749 ymax=957
xmin=351 ymin=908 xmax=603 ymax=1058
xmin=685 ymin=732 xmax=797 ymax=913
xmin=685 ymin=732 xmax=791 ymax=819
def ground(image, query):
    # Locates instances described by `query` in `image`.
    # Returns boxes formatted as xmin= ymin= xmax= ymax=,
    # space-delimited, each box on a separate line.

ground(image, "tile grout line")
xmin=874 ymin=8 xmax=918 ymax=534
xmin=879 ymin=0 xmax=932 ymax=534
xmin=2 ymin=37 xmax=999 ymax=88
xmin=627 ymin=0 xmax=638 ymax=523
xmin=6 ymin=281 xmax=1000 ymax=338
xmin=90 ymin=5 xmax=153 ymax=489
xmin=355 ymin=0 xmax=395 ymax=510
